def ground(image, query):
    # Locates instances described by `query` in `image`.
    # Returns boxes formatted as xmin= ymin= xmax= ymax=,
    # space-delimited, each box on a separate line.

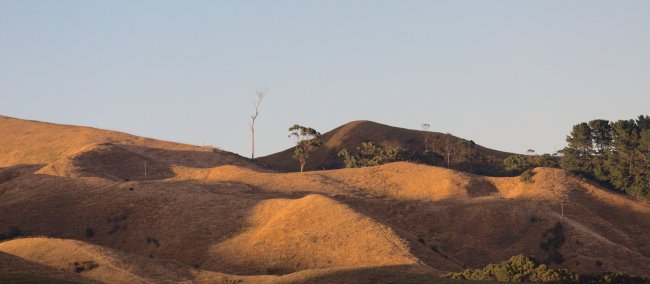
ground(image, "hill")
xmin=257 ymin=120 xmax=513 ymax=174
xmin=0 ymin=115 xmax=256 ymax=171
xmin=1 ymin=116 xmax=650 ymax=282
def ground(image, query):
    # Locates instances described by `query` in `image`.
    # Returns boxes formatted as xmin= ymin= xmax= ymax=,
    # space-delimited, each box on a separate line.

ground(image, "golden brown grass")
xmin=2 ymin=115 xmax=650 ymax=282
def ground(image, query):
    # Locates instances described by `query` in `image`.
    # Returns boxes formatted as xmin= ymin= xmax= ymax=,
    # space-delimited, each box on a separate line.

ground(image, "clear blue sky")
xmin=2 ymin=1 xmax=649 ymax=157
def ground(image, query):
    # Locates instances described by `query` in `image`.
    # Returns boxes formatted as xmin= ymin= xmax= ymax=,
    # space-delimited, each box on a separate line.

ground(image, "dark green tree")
xmin=608 ymin=120 xmax=640 ymax=191
xmin=560 ymin=115 xmax=650 ymax=200
xmin=560 ymin=122 xmax=594 ymax=174
xmin=588 ymin=119 xmax=612 ymax=182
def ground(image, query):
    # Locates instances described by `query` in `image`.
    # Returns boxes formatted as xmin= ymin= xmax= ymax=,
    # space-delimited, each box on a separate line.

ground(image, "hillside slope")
xmin=0 ymin=115 xmax=256 ymax=170
xmin=257 ymin=120 xmax=512 ymax=174
xmin=1 ymin=116 xmax=649 ymax=282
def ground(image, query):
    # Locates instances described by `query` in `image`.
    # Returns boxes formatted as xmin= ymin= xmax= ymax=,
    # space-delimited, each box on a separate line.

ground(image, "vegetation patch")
xmin=147 ymin=237 xmax=160 ymax=247
xmin=0 ymin=226 xmax=28 ymax=241
xmin=520 ymin=169 xmax=536 ymax=184
xmin=69 ymin=261 xmax=99 ymax=273
xmin=443 ymin=255 xmax=648 ymax=283
xmin=338 ymin=141 xmax=407 ymax=168
xmin=540 ymin=222 xmax=565 ymax=264
xmin=560 ymin=115 xmax=650 ymax=201
xmin=85 ymin=228 xmax=95 ymax=238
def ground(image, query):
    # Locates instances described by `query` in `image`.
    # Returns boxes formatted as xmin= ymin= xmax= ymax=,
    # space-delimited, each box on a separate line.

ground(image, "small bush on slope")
xmin=540 ymin=222 xmax=565 ymax=265
xmin=520 ymin=169 xmax=536 ymax=184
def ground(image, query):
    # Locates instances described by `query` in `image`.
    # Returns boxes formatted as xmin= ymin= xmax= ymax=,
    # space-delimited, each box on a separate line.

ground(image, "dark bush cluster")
xmin=337 ymin=142 xmax=407 ymax=168
xmin=443 ymin=254 xmax=576 ymax=282
xmin=69 ymin=261 xmax=99 ymax=273
xmin=85 ymin=228 xmax=95 ymax=238
xmin=540 ymin=222 xmax=565 ymax=265
xmin=503 ymin=154 xmax=559 ymax=174
xmin=443 ymin=254 xmax=648 ymax=283
xmin=0 ymin=226 xmax=27 ymax=241
xmin=147 ymin=237 xmax=160 ymax=247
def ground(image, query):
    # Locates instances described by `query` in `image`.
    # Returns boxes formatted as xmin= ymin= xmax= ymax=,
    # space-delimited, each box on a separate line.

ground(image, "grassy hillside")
xmin=1 ymin=116 xmax=649 ymax=282
xmin=258 ymin=120 xmax=513 ymax=174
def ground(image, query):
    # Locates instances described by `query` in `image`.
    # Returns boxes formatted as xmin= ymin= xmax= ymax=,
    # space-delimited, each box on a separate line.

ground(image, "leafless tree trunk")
xmin=422 ymin=123 xmax=431 ymax=151
xmin=299 ymin=159 xmax=306 ymax=172
xmin=445 ymin=134 xmax=452 ymax=168
xmin=249 ymin=87 xmax=267 ymax=160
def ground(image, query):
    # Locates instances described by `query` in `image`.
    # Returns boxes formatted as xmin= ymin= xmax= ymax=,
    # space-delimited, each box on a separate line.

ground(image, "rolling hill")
xmin=257 ymin=120 xmax=513 ymax=174
xmin=1 ymin=116 xmax=649 ymax=283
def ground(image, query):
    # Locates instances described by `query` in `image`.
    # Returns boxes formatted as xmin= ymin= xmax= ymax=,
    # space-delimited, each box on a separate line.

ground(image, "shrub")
xmin=338 ymin=142 xmax=406 ymax=168
xmin=504 ymin=155 xmax=533 ymax=173
xmin=0 ymin=226 xmax=27 ymax=241
xmin=147 ymin=237 xmax=160 ymax=247
xmin=85 ymin=228 xmax=95 ymax=238
xmin=69 ymin=261 xmax=99 ymax=273
xmin=443 ymin=254 xmax=648 ymax=283
xmin=443 ymin=254 xmax=576 ymax=282
xmin=540 ymin=222 xmax=565 ymax=264
xmin=520 ymin=169 xmax=536 ymax=183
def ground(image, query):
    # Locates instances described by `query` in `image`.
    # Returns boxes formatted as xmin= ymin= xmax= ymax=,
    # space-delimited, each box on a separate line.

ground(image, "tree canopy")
xmin=560 ymin=115 xmax=650 ymax=200
xmin=288 ymin=124 xmax=322 ymax=172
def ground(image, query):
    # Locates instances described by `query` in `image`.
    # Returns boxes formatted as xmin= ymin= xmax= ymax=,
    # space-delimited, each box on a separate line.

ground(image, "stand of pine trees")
xmin=561 ymin=115 xmax=650 ymax=201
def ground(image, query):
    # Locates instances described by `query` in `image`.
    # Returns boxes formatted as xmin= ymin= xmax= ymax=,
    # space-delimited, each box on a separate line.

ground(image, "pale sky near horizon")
xmin=2 ymin=1 xmax=649 ymax=157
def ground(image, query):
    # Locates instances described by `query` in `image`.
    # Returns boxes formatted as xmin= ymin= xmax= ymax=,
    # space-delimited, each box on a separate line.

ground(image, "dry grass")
xmin=2 ymin=115 xmax=650 ymax=282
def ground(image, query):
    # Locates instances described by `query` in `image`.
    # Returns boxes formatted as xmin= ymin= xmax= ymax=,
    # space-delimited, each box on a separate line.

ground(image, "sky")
xmin=2 ymin=1 xmax=649 ymax=157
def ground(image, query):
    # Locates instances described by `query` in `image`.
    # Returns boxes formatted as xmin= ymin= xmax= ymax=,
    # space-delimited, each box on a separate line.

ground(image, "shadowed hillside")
xmin=257 ymin=120 xmax=513 ymax=174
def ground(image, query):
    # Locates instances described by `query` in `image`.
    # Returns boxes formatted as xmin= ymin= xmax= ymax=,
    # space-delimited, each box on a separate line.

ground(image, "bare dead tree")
xmin=422 ymin=123 xmax=431 ymax=151
xmin=445 ymin=133 xmax=453 ymax=168
xmin=249 ymin=87 xmax=267 ymax=160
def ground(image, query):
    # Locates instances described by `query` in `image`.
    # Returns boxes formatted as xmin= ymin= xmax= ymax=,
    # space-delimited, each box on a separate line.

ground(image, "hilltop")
xmin=258 ymin=120 xmax=513 ymax=174
xmin=0 ymin=115 xmax=257 ymax=174
xmin=1 ymin=116 xmax=649 ymax=283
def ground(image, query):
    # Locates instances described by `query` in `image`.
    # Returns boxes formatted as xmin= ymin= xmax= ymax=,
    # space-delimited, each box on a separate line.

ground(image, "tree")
xmin=534 ymin=154 xmax=559 ymax=168
xmin=457 ymin=139 xmax=478 ymax=165
xmin=433 ymin=133 xmax=455 ymax=168
xmin=588 ymin=119 xmax=612 ymax=155
xmin=608 ymin=120 xmax=640 ymax=191
xmin=422 ymin=123 xmax=432 ymax=151
xmin=503 ymin=155 xmax=532 ymax=173
xmin=288 ymin=124 xmax=322 ymax=172
xmin=560 ymin=122 xmax=593 ymax=174
xmin=588 ymin=119 xmax=612 ymax=181
xmin=249 ymin=87 xmax=267 ymax=160
xmin=559 ymin=115 xmax=650 ymax=201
